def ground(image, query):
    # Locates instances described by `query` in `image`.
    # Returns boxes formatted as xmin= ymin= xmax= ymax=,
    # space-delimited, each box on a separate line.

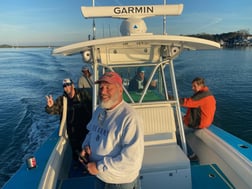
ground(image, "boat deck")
xmin=59 ymin=175 xmax=103 ymax=189
xmin=58 ymin=163 xmax=234 ymax=189
xmin=191 ymin=164 xmax=234 ymax=189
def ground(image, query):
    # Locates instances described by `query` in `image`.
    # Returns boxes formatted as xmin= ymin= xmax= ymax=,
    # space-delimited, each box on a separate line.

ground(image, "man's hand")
xmin=45 ymin=95 xmax=54 ymax=107
xmin=87 ymin=162 xmax=99 ymax=175
xmin=79 ymin=146 xmax=99 ymax=175
xmin=79 ymin=146 xmax=91 ymax=166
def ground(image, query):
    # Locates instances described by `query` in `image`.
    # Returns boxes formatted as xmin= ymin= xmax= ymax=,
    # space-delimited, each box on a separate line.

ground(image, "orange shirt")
xmin=182 ymin=86 xmax=216 ymax=129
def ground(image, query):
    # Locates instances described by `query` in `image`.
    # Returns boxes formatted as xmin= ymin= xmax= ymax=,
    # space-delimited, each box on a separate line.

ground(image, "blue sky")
xmin=1 ymin=0 xmax=252 ymax=46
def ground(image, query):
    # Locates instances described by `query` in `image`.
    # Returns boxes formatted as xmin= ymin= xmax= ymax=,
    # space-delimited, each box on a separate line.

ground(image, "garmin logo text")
xmin=114 ymin=6 xmax=154 ymax=14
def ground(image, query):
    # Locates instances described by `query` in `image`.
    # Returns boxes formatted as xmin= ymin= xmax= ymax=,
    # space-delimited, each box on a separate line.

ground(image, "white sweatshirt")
xmin=82 ymin=101 xmax=144 ymax=184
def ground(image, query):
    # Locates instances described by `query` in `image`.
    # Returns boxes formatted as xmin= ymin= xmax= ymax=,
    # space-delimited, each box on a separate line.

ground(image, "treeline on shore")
xmin=187 ymin=30 xmax=252 ymax=47
xmin=1 ymin=30 xmax=252 ymax=48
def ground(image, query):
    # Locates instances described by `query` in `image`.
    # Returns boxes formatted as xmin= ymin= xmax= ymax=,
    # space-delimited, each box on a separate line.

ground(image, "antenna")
xmin=163 ymin=0 xmax=167 ymax=35
xmin=92 ymin=0 xmax=96 ymax=39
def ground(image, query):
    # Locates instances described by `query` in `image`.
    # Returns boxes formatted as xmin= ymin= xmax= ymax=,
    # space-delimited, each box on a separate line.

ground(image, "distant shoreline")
xmin=0 ymin=45 xmax=58 ymax=48
xmin=1 ymin=30 xmax=252 ymax=48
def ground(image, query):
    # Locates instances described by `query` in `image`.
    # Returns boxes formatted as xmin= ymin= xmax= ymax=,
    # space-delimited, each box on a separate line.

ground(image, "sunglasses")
xmin=63 ymin=83 xmax=72 ymax=88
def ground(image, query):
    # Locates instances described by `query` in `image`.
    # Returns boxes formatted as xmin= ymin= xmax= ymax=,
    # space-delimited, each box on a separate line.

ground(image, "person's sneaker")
xmin=188 ymin=153 xmax=199 ymax=162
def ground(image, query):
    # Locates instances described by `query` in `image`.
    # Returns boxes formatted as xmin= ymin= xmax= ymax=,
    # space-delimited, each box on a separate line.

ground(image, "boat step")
xmin=191 ymin=164 xmax=235 ymax=189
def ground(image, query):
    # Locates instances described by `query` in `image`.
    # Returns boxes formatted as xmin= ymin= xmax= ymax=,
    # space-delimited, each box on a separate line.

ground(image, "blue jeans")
xmin=184 ymin=127 xmax=197 ymax=156
xmin=104 ymin=177 xmax=140 ymax=189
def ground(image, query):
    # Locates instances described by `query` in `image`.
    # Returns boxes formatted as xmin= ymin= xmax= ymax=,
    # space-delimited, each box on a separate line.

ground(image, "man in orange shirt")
xmin=180 ymin=77 xmax=216 ymax=129
xmin=179 ymin=77 xmax=216 ymax=160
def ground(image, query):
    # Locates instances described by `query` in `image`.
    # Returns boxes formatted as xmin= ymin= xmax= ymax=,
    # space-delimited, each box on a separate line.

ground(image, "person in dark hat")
xmin=128 ymin=67 xmax=147 ymax=92
xmin=78 ymin=65 xmax=93 ymax=88
xmin=45 ymin=78 xmax=92 ymax=161
xmin=128 ymin=67 xmax=156 ymax=92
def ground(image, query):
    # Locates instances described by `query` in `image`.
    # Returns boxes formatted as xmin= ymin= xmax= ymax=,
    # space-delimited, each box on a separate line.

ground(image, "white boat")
xmin=3 ymin=3 xmax=252 ymax=189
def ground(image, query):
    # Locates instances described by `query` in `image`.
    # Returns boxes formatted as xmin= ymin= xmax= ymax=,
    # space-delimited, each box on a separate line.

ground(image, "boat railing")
xmin=58 ymin=96 xmax=67 ymax=137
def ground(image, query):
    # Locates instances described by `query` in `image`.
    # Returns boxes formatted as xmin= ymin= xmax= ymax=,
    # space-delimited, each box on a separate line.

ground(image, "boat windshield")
xmin=97 ymin=62 xmax=171 ymax=104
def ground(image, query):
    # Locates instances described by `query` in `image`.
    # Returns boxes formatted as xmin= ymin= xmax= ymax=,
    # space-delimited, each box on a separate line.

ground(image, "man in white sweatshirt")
xmin=80 ymin=71 xmax=144 ymax=189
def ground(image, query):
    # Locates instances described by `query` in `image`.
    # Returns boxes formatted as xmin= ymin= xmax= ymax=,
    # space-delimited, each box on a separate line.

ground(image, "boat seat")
xmin=131 ymin=102 xmax=177 ymax=146
xmin=131 ymin=102 xmax=192 ymax=189
xmin=142 ymin=144 xmax=190 ymax=172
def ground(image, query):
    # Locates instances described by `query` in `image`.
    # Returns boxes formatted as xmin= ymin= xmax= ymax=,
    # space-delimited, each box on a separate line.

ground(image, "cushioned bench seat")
xmin=142 ymin=144 xmax=190 ymax=173
xmin=131 ymin=102 xmax=192 ymax=188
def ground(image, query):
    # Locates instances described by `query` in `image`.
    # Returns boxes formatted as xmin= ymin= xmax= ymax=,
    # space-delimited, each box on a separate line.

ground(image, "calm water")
xmin=0 ymin=47 xmax=252 ymax=187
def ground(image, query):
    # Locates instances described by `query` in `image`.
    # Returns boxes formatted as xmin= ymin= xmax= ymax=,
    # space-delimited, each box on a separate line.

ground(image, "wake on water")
xmin=0 ymin=48 xmax=84 ymax=187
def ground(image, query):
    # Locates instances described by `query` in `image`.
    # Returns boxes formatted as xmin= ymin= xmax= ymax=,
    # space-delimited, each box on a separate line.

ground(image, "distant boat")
xmin=3 ymin=2 xmax=252 ymax=189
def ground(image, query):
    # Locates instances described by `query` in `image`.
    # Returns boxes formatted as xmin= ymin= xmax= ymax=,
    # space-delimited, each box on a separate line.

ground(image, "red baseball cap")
xmin=95 ymin=72 xmax=122 ymax=86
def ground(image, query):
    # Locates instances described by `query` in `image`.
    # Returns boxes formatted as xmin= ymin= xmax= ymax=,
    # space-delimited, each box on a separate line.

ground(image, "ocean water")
xmin=0 ymin=47 xmax=252 ymax=187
